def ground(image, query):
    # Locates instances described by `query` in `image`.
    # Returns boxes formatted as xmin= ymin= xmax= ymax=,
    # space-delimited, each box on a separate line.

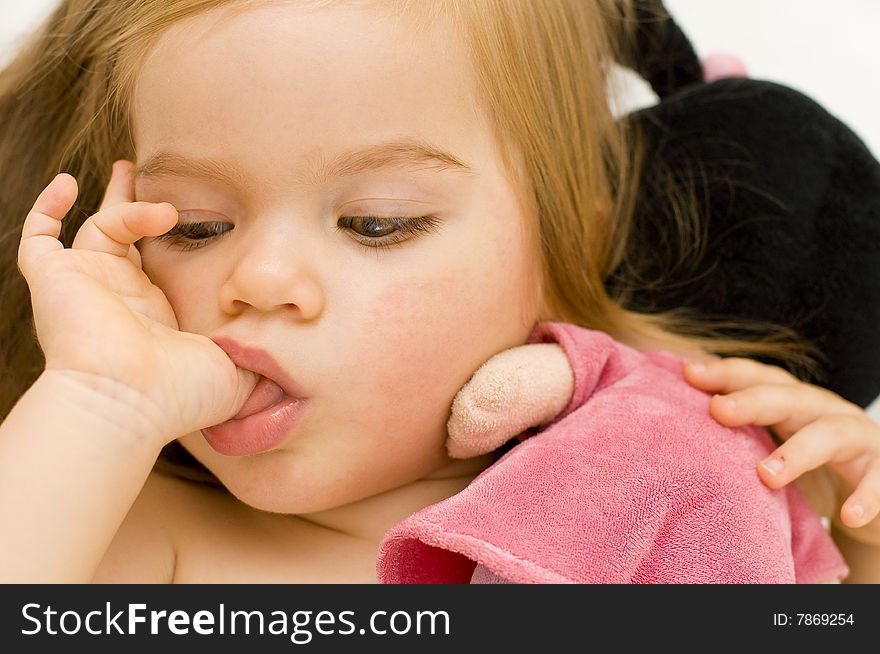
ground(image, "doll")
xmin=612 ymin=0 xmax=880 ymax=408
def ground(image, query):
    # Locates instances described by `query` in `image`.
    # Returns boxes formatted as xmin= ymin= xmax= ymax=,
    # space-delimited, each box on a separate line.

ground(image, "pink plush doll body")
xmin=376 ymin=322 xmax=847 ymax=584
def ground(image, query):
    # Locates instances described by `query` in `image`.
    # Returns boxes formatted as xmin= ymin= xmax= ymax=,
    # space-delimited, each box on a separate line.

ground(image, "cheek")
xmin=356 ymin=236 xmax=540 ymax=408
xmin=139 ymin=250 xmax=217 ymax=330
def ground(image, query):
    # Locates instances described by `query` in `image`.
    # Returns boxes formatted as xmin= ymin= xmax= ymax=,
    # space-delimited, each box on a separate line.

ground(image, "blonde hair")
xmin=0 ymin=0 xmax=815 ymax=430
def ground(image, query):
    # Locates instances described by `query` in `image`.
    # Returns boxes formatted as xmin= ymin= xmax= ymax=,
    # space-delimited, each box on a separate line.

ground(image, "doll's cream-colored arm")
xmin=0 ymin=371 xmax=163 ymax=583
xmin=446 ymin=343 xmax=574 ymax=459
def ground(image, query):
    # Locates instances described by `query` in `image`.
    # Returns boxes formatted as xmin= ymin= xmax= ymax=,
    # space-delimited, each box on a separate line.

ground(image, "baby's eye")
xmin=336 ymin=215 xmax=441 ymax=252
xmin=345 ymin=216 xmax=398 ymax=238
xmin=152 ymin=222 xmax=233 ymax=252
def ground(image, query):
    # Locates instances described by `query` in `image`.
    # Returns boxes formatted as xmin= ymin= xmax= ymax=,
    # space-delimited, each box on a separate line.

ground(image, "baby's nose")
xmin=218 ymin=232 xmax=326 ymax=319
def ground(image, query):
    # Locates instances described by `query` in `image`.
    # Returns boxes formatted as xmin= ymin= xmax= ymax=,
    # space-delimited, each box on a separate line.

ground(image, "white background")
xmin=666 ymin=0 xmax=879 ymax=159
xmin=2 ymin=0 xmax=878 ymax=415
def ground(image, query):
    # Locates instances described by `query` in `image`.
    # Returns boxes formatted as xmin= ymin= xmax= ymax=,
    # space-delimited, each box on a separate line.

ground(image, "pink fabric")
xmin=376 ymin=322 xmax=849 ymax=584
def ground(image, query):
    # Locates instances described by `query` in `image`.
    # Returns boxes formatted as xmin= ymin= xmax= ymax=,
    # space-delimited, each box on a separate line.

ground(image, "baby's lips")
xmin=233 ymin=374 xmax=285 ymax=420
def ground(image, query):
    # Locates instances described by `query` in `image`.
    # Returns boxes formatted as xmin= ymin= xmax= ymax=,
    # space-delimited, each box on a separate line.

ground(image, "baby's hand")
xmin=17 ymin=162 xmax=258 ymax=446
xmin=446 ymin=343 xmax=573 ymax=459
xmin=684 ymin=358 xmax=880 ymax=545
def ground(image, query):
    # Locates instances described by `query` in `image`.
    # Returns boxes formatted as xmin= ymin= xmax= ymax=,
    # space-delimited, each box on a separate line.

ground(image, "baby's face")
xmin=133 ymin=1 xmax=544 ymax=513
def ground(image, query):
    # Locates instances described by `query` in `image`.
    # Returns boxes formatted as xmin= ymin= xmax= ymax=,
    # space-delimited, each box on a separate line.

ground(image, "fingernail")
xmin=689 ymin=362 xmax=706 ymax=373
xmin=714 ymin=394 xmax=736 ymax=410
xmin=761 ymin=458 xmax=784 ymax=475
xmin=848 ymin=502 xmax=866 ymax=521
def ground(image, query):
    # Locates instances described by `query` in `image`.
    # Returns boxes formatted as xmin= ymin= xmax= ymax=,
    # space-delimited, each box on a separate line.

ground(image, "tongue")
xmin=234 ymin=376 xmax=286 ymax=420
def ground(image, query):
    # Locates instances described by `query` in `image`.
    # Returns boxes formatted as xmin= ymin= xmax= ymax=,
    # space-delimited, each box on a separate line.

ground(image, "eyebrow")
xmin=133 ymin=140 xmax=475 ymax=187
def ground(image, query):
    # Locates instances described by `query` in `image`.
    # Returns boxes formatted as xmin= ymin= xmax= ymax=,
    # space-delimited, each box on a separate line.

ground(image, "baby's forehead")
xmin=130 ymin=2 xmax=495 ymax=184
xmin=133 ymin=1 xmax=474 ymax=108
xmin=142 ymin=0 xmax=449 ymax=58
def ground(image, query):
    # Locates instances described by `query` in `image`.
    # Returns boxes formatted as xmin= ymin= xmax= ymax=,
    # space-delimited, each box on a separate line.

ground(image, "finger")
xmin=840 ymin=461 xmax=880 ymax=528
xmin=99 ymin=161 xmax=143 ymax=267
xmin=98 ymin=160 xmax=136 ymax=211
xmin=71 ymin=201 xmax=178 ymax=259
xmin=129 ymin=241 xmax=144 ymax=269
xmin=756 ymin=414 xmax=876 ymax=489
xmin=709 ymin=383 xmax=863 ymax=435
xmin=684 ymin=357 xmax=799 ymax=394
xmin=17 ymin=173 xmax=78 ymax=279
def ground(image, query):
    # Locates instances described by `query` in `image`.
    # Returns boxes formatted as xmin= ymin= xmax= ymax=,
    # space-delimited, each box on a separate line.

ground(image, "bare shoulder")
xmin=91 ymin=469 xmax=235 ymax=583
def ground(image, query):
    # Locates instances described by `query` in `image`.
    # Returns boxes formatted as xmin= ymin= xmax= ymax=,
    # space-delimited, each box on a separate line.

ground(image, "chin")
xmin=175 ymin=437 xmax=321 ymax=513
xmin=226 ymin=482 xmax=313 ymax=514
xmin=217 ymin=468 xmax=340 ymax=514
xmin=211 ymin=458 xmax=345 ymax=515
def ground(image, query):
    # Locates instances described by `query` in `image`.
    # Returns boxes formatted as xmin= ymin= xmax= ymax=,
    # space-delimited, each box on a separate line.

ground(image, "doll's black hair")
xmin=610 ymin=0 xmax=880 ymax=407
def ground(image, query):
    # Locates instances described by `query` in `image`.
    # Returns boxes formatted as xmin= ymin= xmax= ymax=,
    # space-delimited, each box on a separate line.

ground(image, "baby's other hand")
xmin=446 ymin=343 xmax=574 ymax=459
xmin=684 ymin=358 xmax=880 ymax=545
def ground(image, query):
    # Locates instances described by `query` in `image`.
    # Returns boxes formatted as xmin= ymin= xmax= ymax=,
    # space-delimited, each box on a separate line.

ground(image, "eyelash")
xmin=335 ymin=215 xmax=442 ymax=255
xmin=153 ymin=222 xmax=232 ymax=252
xmin=152 ymin=215 xmax=442 ymax=253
